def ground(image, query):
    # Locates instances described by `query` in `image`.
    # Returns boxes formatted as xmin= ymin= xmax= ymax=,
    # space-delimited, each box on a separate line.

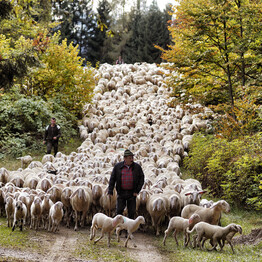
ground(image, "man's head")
xmin=50 ymin=117 xmax=56 ymax=126
xmin=124 ymin=149 xmax=134 ymax=166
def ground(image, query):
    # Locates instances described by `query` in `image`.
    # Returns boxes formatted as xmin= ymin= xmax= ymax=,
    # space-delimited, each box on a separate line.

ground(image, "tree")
xmin=94 ymin=0 xmax=113 ymax=64
xmin=161 ymin=0 xmax=262 ymax=112
xmin=0 ymin=0 xmax=47 ymax=90
xmin=123 ymin=0 xmax=171 ymax=63
xmin=52 ymin=0 xmax=97 ymax=64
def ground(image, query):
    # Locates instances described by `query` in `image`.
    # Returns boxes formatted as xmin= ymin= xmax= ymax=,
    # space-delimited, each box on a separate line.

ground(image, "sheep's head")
xmin=112 ymin=215 xmax=124 ymax=227
xmin=188 ymin=214 xmax=201 ymax=225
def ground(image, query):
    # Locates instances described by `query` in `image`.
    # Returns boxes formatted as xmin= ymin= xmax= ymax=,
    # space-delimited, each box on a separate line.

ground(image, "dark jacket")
xmin=44 ymin=124 xmax=61 ymax=142
xmin=108 ymin=161 xmax=144 ymax=196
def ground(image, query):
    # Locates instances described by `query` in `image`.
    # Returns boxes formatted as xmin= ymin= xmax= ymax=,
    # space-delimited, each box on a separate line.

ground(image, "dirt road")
xmin=0 ymin=227 xmax=166 ymax=262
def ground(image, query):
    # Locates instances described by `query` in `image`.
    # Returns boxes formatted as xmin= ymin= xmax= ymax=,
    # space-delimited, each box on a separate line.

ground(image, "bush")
xmin=0 ymin=92 xmax=77 ymax=157
xmin=184 ymin=133 xmax=262 ymax=210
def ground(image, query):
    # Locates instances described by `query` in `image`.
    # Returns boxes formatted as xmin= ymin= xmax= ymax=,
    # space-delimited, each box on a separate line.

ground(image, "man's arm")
xmin=108 ymin=166 xmax=117 ymax=195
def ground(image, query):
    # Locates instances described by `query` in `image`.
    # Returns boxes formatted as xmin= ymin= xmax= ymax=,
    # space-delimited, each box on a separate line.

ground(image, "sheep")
xmin=41 ymin=194 xmax=54 ymax=230
xmin=146 ymin=194 xmax=168 ymax=236
xmin=30 ymin=196 xmax=42 ymax=230
xmin=12 ymin=200 xmax=27 ymax=231
xmin=17 ymin=155 xmax=33 ymax=169
xmin=48 ymin=201 xmax=64 ymax=233
xmin=70 ymin=186 xmax=93 ymax=231
xmin=90 ymin=213 xmax=124 ymax=247
xmin=181 ymin=200 xmax=231 ymax=225
xmin=187 ymin=222 xmax=239 ymax=253
xmin=116 ymin=216 xmax=145 ymax=247
xmin=61 ymin=187 xmax=73 ymax=228
xmin=0 ymin=188 xmax=5 ymax=216
xmin=0 ymin=167 xmax=9 ymax=184
xmin=219 ymin=224 xmax=242 ymax=253
xmin=5 ymin=196 xmax=15 ymax=227
xmin=163 ymin=213 xmax=201 ymax=247
xmin=181 ymin=188 xmax=206 ymax=207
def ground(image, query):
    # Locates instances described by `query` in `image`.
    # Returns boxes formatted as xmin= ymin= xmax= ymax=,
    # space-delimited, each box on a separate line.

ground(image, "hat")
xmin=124 ymin=149 xmax=134 ymax=157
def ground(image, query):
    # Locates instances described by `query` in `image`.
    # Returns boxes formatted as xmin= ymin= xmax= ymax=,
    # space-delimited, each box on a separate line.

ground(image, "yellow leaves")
xmin=27 ymin=33 xmax=95 ymax=116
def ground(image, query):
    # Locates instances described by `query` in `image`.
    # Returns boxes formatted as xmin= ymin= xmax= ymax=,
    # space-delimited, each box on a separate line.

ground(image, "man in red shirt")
xmin=108 ymin=149 xmax=144 ymax=219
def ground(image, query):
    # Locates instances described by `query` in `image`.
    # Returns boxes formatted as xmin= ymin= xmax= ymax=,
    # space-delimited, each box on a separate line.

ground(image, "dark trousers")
xmin=46 ymin=140 xmax=58 ymax=156
xmin=116 ymin=193 xmax=136 ymax=219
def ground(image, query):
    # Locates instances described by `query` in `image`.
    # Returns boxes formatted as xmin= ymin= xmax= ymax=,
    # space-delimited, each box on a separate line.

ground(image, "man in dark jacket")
xmin=43 ymin=117 xmax=61 ymax=157
xmin=108 ymin=149 xmax=144 ymax=219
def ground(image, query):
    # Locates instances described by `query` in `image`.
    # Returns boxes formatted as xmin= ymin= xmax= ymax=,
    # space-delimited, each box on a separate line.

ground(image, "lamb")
xmin=48 ymin=201 xmax=64 ymax=232
xmin=90 ymin=213 xmax=124 ymax=247
xmin=181 ymin=200 xmax=230 ymax=225
xmin=116 ymin=216 xmax=145 ymax=247
xmin=163 ymin=214 xmax=201 ymax=247
xmin=219 ymin=224 xmax=242 ymax=253
xmin=12 ymin=200 xmax=27 ymax=231
xmin=187 ymin=221 xmax=239 ymax=253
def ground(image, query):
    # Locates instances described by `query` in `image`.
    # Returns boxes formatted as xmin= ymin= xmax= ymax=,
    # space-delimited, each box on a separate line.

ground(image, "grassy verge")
xmin=0 ymin=136 xmax=83 ymax=171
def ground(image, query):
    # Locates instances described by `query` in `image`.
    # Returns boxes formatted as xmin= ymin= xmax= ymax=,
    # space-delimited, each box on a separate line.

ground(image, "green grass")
xmin=75 ymin=231 xmax=136 ymax=262
xmin=0 ymin=218 xmax=39 ymax=250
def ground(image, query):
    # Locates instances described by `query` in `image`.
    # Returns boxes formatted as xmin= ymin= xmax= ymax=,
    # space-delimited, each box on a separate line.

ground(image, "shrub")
xmin=184 ymin=133 xmax=262 ymax=210
xmin=0 ymin=92 xmax=77 ymax=157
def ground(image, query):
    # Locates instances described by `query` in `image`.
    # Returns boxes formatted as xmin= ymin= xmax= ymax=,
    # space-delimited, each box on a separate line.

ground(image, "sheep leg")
xmin=184 ymin=231 xmax=190 ymax=247
xmin=163 ymin=229 xmax=170 ymax=246
xmin=94 ymin=232 xmax=104 ymax=244
xmin=124 ymin=234 xmax=131 ymax=248
xmin=228 ymin=241 xmax=235 ymax=254
xmin=173 ymin=230 xmax=179 ymax=246
xmin=30 ymin=217 xmax=33 ymax=229
xmin=116 ymin=227 xmax=121 ymax=242
xmin=12 ymin=220 xmax=17 ymax=232
xmin=48 ymin=216 xmax=52 ymax=231
xmin=90 ymin=225 xmax=96 ymax=240
xmin=107 ymin=232 xmax=111 ymax=247
xmin=20 ymin=219 xmax=23 ymax=231
xmin=74 ymin=210 xmax=78 ymax=231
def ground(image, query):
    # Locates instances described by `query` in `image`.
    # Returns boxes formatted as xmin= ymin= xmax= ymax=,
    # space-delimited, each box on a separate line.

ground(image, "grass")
xmin=0 ymin=218 xmax=39 ymax=250
xmin=0 ymin=136 xmax=83 ymax=171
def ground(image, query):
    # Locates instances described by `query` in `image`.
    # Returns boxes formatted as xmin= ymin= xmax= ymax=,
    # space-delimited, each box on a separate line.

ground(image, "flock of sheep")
xmin=0 ymin=63 xmax=242 ymax=252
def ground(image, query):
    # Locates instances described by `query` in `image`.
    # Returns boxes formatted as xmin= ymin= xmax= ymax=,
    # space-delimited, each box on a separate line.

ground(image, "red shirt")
xmin=121 ymin=164 xmax=133 ymax=190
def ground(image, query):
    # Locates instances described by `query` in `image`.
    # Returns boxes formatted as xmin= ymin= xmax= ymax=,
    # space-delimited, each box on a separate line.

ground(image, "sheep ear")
xmin=199 ymin=190 xmax=207 ymax=195
xmin=185 ymin=192 xmax=192 ymax=196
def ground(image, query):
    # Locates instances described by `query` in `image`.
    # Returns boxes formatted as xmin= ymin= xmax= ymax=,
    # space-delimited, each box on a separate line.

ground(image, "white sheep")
xmin=116 ymin=216 xmax=145 ymax=247
xmin=17 ymin=155 xmax=33 ymax=169
xmin=163 ymin=213 xmax=201 ymax=247
xmin=5 ymin=196 xmax=15 ymax=227
xmin=181 ymin=200 xmax=230 ymax=225
xmin=30 ymin=196 xmax=42 ymax=230
xmin=187 ymin=221 xmax=239 ymax=253
xmin=48 ymin=201 xmax=64 ymax=232
xmin=90 ymin=213 xmax=124 ymax=247
xmin=12 ymin=200 xmax=27 ymax=231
